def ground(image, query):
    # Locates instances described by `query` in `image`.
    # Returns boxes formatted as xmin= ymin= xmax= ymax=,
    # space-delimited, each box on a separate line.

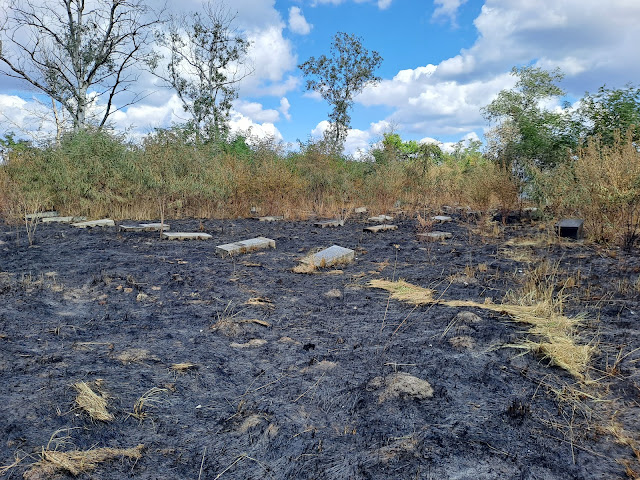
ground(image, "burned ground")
xmin=1 ymin=215 xmax=639 ymax=479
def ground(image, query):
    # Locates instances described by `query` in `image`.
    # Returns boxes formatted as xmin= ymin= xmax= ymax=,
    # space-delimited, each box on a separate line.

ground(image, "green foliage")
xmin=577 ymin=84 xmax=640 ymax=145
xmin=299 ymin=32 xmax=382 ymax=150
xmin=157 ymin=2 xmax=251 ymax=142
xmin=483 ymin=66 xmax=575 ymax=170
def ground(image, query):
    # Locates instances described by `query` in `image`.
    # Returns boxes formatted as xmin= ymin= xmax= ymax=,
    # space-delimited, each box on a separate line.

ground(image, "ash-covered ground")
xmin=1 ymin=214 xmax=639 ymax=479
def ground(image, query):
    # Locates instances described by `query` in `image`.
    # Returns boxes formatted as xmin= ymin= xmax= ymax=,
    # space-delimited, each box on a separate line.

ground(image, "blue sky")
xmin=1 ymin=0 xmax=640 ymax=155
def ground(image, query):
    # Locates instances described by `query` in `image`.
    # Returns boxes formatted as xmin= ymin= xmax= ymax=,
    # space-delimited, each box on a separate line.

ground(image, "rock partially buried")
xmin=314 ymin=219 xmax=345 ymax=228
xmin=217 ymin=237 xmax=276 ymax=257
xmin=72 ymin=219 xmax=115 ymax=228
xmin=162 ymin=232 xmax=212 ymax=240
xmin=42 ymin=216 xmax=87 ymax=224
xmin=431 ymin=215 xmax=453 ymax=223
xmin=364 ymin=224 xmax=397 ymax=233
xmin=301 ymin=245 xmax=355 ymax=268
xmin=417 ymin=231 xmax=452 ymax=241
xmin=368 ymin=373 xmax=434 ymax=403
xmin=368 ymin=215 xmax=394 ymax=223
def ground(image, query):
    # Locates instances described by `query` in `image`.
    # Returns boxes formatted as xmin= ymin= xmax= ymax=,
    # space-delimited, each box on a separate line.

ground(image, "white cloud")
xmin=311 ymin=0 xmax=393 ymax=10
xmin=279 ymin=97 xmax=291 ymax=121
xmin=432 ymin=0 xmax=468 ymax=26
xmin=234 ymin=100 xmax=280 ymax=123
xmin=288 ymin=7 xmax=312 ymax=35
xmin=229 ymin=110 xmax=283 ymax=143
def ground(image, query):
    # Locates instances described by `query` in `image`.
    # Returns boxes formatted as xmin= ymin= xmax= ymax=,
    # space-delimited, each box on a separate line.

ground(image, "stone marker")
xmin=119 ymin=224 xmax=145 ymax=232
xmin=25 ymin=211 xmax=58 ymax=220
xmin=417 ymin=231 xmax=452 ymax=241
xmin=354 ymin=206 xmax=367 ymax=214
xmin=72 ymin=219 xmax=115 ymax=228
xmin=217 ymin=237 xmax=275 ymax=257
xmin=555 ymin=218 xmax=584 ymax=239
xmin=314 ymin=219 xmax=345 ymax=228
xmin=301 ymin=245 xmax=355 ymax=268
xmin=257 ymin=216 xmax=284 ymax=222
xmin=41 ymin=216 xmax=86 ymax=224
xmin=162 ymin=232 xmax=212 ymax=240
xmin=431 ymin=215 xmax=453 ymax=223
xmin=368 ymin=215 xmax=393 ymax=223
xmin=364 ymin=224 xmax=398 ymax=233
xmin=140 ymin=223 xmax=170 ymax=232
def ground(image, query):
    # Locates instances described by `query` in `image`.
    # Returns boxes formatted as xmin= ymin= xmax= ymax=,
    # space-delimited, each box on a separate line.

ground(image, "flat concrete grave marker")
xmin=41 ymin=216 xmax=86 ymax=224
xmin=140 ymin=223 xmax=170 ymax=232
xmin=25 ymin=211 xmax=58 ymax=220
xmin=368 ymin=215 xmax=393 ymax=223
xmin=72 ymin=219 xmax=115 ymax=228
xmin=257 ymin=216 xmax=284 ymax=222
xmin=417 ymin=231 xmax=452 ymax=242
xmin=555 ymin=218 xmax=584 ymax=239
xmin=431 ymin=215 xmax=453 ymax=223
xmin=217 ymin=237 xmax=275 ymax=257
xmin=314 ymin=219 xmax=345 ymax=228
xmin=162 ymin=232 xmax=212 ymax=240
xmin=364 ymin=224 xmax=398 ymax=233
xmin=301 ymin=245 xmax=355 ymax=268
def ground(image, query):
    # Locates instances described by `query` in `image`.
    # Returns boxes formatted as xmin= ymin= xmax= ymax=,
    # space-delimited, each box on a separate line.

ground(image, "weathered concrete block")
xmin=555 ymin=218 xmax=584 ymax=239
xmin=41 ymin=216 xmax=86 ymax=224
xmin=25 ymin=211 xmax=58 ymax=220
xmin=301 ymin=245 xmax=355 ymax=268
xmin=417 ymin=231 xmax=452 ymax=241
xmin=162 ymin=232 xmax=212 ymax=240
xmin=257 ymin=216 xmax=284 ymax=222
xmin=314 ymin=219 xmax=345 ymax=228
xmin=139 ymin=223 xmax=170 ymax=232
xmin=368 ymin=215 xmax=393 ymax=223
xmin=72 ymin=219 xmax=115 ymax=228
xmin=217 ymin=237 xmax=276 ymax=257
xmin=431 ymin=215 xmax=453 ymax=223
xmin=364 ymin=224 xmax=398 ymax=233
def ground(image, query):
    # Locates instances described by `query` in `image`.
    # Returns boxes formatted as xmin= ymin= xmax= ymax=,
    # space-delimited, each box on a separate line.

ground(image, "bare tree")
xmin=0 ymin=0 xmax=162 ymax=132
xmin=155 ymin=2 xmax=252 ymax=142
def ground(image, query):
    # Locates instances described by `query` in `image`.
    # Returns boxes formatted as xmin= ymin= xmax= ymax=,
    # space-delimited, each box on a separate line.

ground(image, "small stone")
xmin=431 ymin=215 xmax=453 ymax=223
xmin=417 ymin=231 xmax=452 ymax=241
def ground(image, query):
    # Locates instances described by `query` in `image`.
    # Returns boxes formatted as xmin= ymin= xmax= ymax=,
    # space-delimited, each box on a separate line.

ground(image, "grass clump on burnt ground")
xmin=1 ymin=215 xmax=639 ymax=479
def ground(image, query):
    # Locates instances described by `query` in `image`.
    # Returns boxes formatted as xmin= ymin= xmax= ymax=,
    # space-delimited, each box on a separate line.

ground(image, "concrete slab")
xmin=368 ymin=215 xmax=393 ymax=223
xmin=257 ymin=216 xmax=284 ymax=222
xmin=314 ymin=219 xmax=345 ymax=228
xmin=301 ymin=245 xmax=355 ymax=268
xmin=25 ymin=211 xmax=58 ymax=220
xmin=119 ymin=224 xmax=145 ymax=232
xmin=41 ymin=216 xmax=86 ymax=224
xmin=72 ymin=219 xmax=115 ymax=228
xmin=417 ymin=231 xmax=452 ymax=241
xmin=139 ymin=223 xmax=170 ymax=232
xmin=162 ymin=232 xmax=212 ymax=240
xmin=354 ymin=207 xmax=367 ymax=214
xmin=217 ymin=237 xmax=276 ymax=257
xmin=555 ymin=218 xmax=584 ymax=239
xmin=364 ymin=224 xmax=398 ymax=233
xmin=432 ymin=215 xmax=453 ymax=223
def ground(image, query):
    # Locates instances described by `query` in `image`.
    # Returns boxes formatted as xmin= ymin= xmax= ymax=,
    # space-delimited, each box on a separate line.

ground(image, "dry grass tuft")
xmin=369 ymin=277 xmax=594 ymax=379
xmin=293 ymin=262 xmax=317 ymax=274
xmin=73 ymin=382 xmax=113 ymax=421
xmin=170 ymin=362 xmax=198 ymax=372
xmin=368 ymin=279 xmax=434 ymax=305
xmin=115 ymin=348 xmax=152 ymax=364
xmin=131 ymin=387 xmax=167 ymax=421
xmin=24 ymin=445 xmax=143 ymax=478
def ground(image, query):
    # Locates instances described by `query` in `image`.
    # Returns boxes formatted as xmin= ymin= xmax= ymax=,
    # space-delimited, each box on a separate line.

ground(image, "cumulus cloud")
xmin=288 ymin=7 xmax=312 ymax=35
xmin=229 ymin=110 xmax=283 ymax=143
xmin=234 ymin=100 xmax=280 ymax=123
xmin=311 ymin=0 xmax=393 ymax=10
xmin=432 ymin=0 xmax=468 ymax=27
xmin=279 ymin=97 xmax=291 ymax=120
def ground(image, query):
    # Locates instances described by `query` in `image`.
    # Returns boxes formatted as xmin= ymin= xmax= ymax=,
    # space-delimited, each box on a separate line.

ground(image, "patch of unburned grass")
xmin=23 ymin=445 xmax=143 ymax=479
xmin=368 ymin=278 xmax=594 ymax=380
xmin=73 ymin=382 xmax=113 ymax=421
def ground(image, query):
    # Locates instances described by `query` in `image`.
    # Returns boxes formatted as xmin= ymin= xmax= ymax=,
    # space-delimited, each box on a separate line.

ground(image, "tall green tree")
xmin=577 ymin=84 xmax=640 ymax=145
xmin=482 ymin=66 xmax=575 ymax=170
xmin=156 ymin=2 xmax=252 ymax=142
xmin=0 ymin=0 xmax=161 ymax=132
xmin=299 ymin=32 xmax=382 ymax=150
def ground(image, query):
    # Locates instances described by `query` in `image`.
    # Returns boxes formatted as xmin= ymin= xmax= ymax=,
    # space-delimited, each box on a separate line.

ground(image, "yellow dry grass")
xmin=170 ymin=362 xmax=198 ymax=372
xmin=131 ymin=387 xmax=167 ymax=421
xmin=73 ymin=382 xmax=113 ymax=422
xmin=24 ymin=445 xmax=143 ymax=478
xmin=368 ymin=278 xmax=594 ymax=379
